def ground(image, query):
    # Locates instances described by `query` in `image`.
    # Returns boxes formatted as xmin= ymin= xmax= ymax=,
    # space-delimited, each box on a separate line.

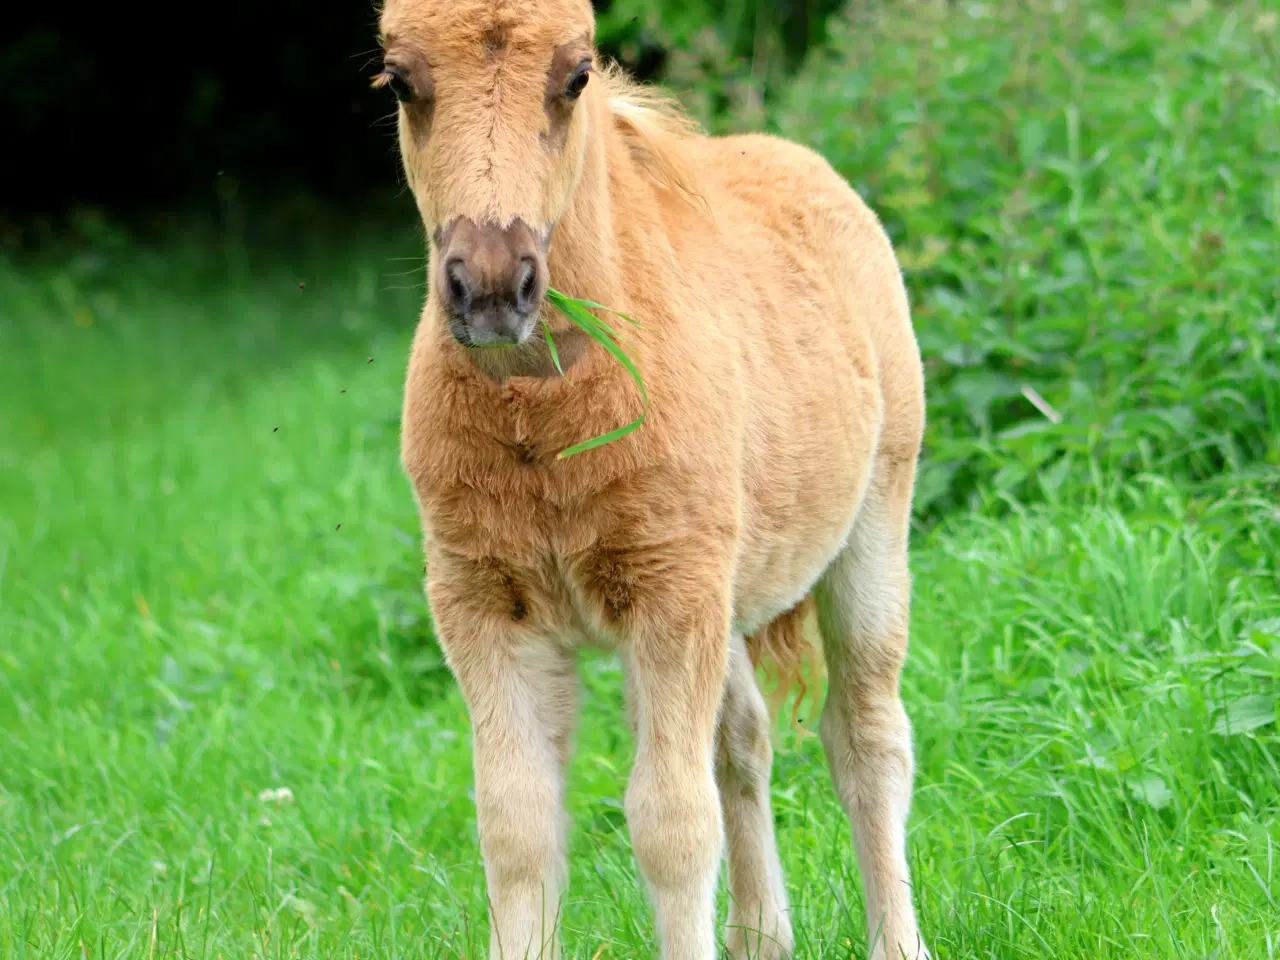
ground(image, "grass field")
xmin=2 ymin=1 xmax=1278 ymax=957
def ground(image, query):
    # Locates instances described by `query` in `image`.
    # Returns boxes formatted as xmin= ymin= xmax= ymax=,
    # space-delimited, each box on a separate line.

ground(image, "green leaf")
xmin=1211 ymin=695 xmax=1277 ymax=736
xmin=548 ymin=297 xmax=647 ymax=404
xmin=557 ymin=416 xmax=647 ymax=459
xmin=1247 ymin=618 xmax=1280 ymax=640
xmin=1126 ymin=775 xmax=1173 ymax=810
xmin=563 ymin=297 xmax=644 ymax=329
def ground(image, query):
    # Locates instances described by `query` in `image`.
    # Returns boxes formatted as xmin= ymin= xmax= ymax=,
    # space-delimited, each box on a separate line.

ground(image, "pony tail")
xmin=746 ymin=595 xmax=825 ymax=735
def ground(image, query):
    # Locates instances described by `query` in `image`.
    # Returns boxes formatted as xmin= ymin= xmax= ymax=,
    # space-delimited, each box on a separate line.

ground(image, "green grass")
xmin=2 ymin=245 xmax=1276 ymax=957
xmin=2 ymin=0 xmax=1279 ymax=956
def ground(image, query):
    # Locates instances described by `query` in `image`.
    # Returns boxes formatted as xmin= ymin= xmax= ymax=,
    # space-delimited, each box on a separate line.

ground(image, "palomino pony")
xmin=377 ymin=1 xmax=931 ymax=957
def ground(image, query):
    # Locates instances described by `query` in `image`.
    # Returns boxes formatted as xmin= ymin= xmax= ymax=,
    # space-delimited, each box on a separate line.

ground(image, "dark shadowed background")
xmin=1 ymin=0 xmax=840 ymax=231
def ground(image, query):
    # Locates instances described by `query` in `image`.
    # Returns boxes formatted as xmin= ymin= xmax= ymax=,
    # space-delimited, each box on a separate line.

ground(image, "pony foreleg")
xmin=623 ymin=606 xmax=729 ymax=960
xmin=440 ymin=620 xmax=577 ymax=960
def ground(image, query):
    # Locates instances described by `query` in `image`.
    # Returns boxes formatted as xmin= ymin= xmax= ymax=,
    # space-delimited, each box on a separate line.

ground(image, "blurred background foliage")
xmin=778 ymin=0 xmax=1280 ymax=517
xmin=596 ymin=0 xmax=844 ymax=128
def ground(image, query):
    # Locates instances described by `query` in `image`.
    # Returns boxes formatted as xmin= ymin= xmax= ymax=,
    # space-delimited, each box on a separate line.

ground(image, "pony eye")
xmin=565 ymin=62 xmax=591 ymax=100
xmin=382 ymin=65 xmax=415 ymax=104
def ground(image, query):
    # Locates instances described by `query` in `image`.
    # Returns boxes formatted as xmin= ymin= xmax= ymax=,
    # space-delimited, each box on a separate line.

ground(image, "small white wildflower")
xmin=257 ymin=787 xmax=295 ymax=804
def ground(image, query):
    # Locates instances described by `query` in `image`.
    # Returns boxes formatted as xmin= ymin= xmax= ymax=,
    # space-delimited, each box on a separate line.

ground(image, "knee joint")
xmin=627 ymin=764 xmax=722 ymax=888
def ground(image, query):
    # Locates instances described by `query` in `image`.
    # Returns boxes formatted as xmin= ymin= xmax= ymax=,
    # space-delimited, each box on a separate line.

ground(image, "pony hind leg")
xmin=814 ymin=458 xmax=930 ymax=960
xmin=716 ymin=634 xmax=793 ymax=959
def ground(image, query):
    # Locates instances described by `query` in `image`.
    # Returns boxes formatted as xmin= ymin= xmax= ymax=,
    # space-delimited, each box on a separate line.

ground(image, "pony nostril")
xmin=445 ymin=260 xmax=472 ymax=314
xmin=516 ymin=259 xmax=539 ymax=312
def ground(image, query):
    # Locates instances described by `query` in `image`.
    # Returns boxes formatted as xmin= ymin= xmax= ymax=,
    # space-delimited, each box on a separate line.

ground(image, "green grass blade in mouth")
xmin=545 ymin=287 xmax=648 ymax=458
xmin=557 ymin=418 xmax=646 ymax=458
xmin=541 ymin=316 xmax=566 ymax=377
xmin=564 ymin=297 xmax=644 ymax=330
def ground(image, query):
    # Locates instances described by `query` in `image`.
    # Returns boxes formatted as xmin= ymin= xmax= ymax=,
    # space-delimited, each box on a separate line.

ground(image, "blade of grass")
xmin=562 ymin=296 xmax=644 ymax=330
xmin=546 ymin=289 xmax=636 ymax=341
xmin=548 ymin=295 xmax=648 ymax=405
xmin=549 ymin=295 xmax=631 ymax=350
xmin=541 ymin=317 xmax=565 ymax=377
xmin=558 ymin=417 xmax=646 ymax=458
xmin=545 ymin=287 xmax=649 ymax=458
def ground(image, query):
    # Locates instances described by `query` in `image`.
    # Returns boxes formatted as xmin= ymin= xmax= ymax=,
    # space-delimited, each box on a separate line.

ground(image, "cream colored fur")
xmin=377 ymin=2 xmax=931 ymax=957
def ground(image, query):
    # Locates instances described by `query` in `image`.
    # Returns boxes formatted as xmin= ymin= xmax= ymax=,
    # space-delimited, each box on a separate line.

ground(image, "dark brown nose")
xmin=437 ymin=217 xmax=549 ymax=346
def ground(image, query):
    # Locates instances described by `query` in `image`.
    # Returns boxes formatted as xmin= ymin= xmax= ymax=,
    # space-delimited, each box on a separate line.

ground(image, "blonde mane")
xmin=600 ymin=63 xmax=704 ymax=204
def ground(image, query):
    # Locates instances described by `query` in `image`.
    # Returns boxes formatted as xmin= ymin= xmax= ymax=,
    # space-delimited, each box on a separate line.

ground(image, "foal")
xmin=378 ymin=2 xmax=931 ymax=957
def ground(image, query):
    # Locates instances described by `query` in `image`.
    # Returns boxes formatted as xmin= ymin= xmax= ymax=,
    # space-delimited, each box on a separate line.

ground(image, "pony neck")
xmin=545 ymin=92 xmax=632 ymax=316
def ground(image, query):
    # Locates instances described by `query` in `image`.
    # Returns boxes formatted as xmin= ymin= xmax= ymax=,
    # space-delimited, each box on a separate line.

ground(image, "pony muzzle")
xmin=436 ymin=217 xmax=550 ymax=347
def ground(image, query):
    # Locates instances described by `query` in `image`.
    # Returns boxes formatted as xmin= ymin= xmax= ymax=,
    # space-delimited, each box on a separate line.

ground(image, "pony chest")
xmin=412 ymin=453 xmax=724 ymax=644
xmin=425 ymin=523 xmax=720 ymax=649
xmin=419 ymin=490 xmax=652 ymax=647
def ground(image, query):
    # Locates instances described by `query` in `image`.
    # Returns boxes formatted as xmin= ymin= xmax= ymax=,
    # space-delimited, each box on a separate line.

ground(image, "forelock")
xmin=381 ymin=0 xmax=596 ymax=50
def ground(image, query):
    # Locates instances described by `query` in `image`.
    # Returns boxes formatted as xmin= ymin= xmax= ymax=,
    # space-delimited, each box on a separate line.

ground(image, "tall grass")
xmin=2 ymin=258 xmax=1275 ymax=953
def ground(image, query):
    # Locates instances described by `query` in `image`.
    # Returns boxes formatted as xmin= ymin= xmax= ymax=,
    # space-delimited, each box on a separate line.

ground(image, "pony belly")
xmin=731 ymin=502 xmax=858 ymax=638
xmin=730 ymin=377 xmax=882 ymax=637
